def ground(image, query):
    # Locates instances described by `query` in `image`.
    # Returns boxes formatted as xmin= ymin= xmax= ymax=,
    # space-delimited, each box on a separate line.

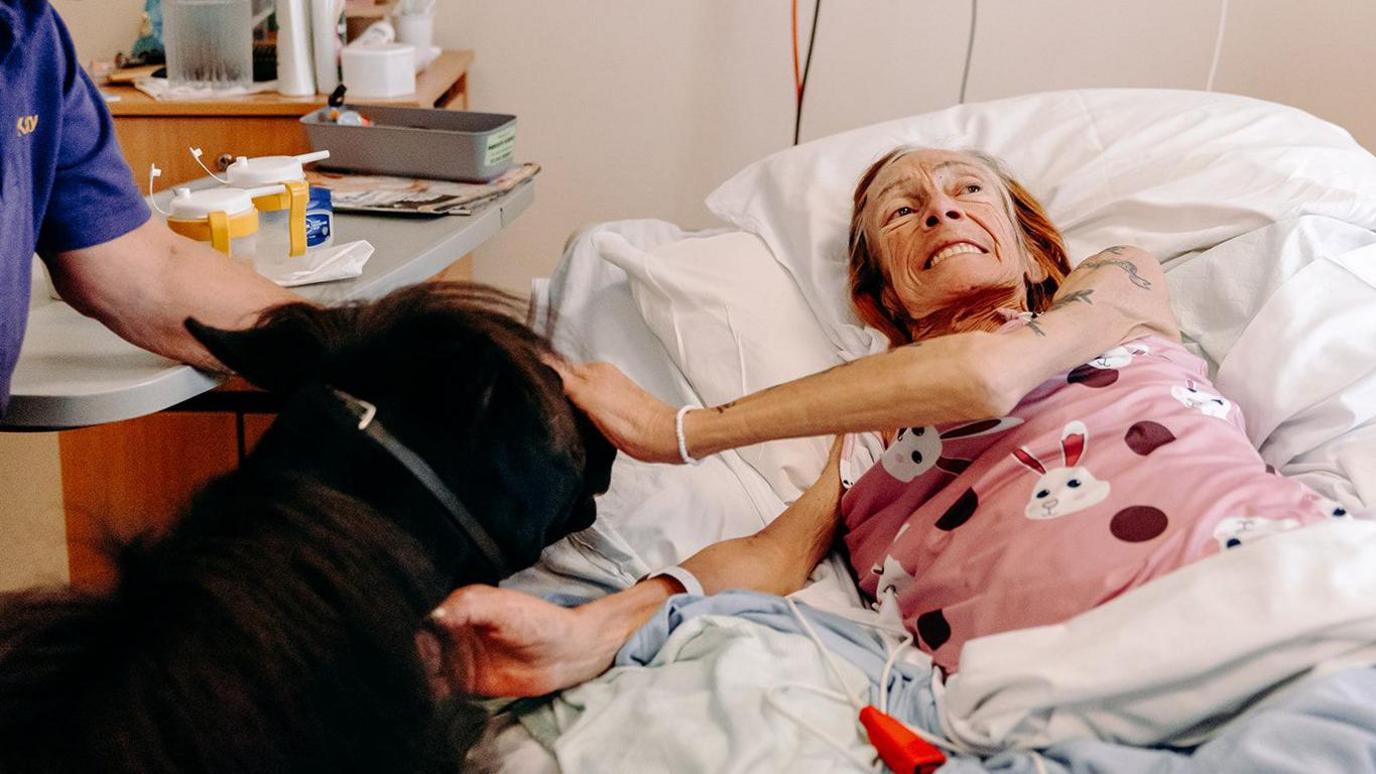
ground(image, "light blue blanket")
xmin=607 ymin=591 xmax=1376 ymax=773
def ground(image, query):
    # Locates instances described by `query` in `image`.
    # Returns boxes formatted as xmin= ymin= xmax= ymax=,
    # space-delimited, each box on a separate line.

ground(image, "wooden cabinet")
xmin=61 ymin=54 xmax=475 ymax=588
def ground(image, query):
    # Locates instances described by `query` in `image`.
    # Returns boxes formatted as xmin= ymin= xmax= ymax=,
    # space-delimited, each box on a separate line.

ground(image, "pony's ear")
xmin=186 ymin=315 xmax=326 ymax=393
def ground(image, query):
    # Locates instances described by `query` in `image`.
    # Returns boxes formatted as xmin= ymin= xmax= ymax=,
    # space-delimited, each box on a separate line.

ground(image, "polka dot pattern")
xmin=1068 ymin=365 xmax=1119 ymax=388
xmin=934 ymin=488 xmax=978 ymax=531
xmin=1110 ymin=506 xmax=1169 ymax=542
xmin=916 ymin=609 xmax=951 ymax=650
xmin=1124 ymin=421 xmax=1176 ymax=456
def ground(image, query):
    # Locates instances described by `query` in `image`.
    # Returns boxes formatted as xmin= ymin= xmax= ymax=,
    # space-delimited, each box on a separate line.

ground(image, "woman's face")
xmin=863 ymin=150 xmax=1034 ymax=321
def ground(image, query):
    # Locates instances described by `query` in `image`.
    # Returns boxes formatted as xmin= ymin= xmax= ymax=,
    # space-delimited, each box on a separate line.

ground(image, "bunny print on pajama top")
xmin=842 ymin=330 xmax=1348 ymax=673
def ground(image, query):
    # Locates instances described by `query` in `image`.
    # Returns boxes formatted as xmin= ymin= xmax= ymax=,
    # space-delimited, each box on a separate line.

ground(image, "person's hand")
xmin=545 ymin=358 xmax=682 ymax=463
xmin=418 ymin=585 xmax=619 ymax=699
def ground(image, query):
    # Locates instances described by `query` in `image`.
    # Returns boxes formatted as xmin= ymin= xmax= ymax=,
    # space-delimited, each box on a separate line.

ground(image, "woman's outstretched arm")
xmin=421 ymin=439 xmax=846 ymax=698
xmin=556 ymin=245 xmax=1176 ymax=463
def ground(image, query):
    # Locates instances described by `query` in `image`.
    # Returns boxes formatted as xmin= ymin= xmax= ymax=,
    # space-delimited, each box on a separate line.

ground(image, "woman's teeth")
xmin=927 ymin=242 xmax=984 ymax=269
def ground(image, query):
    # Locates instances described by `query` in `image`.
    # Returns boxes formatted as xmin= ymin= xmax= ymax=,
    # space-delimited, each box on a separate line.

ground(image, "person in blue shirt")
xmin=0 ymin=0 xmax=296 ymax=417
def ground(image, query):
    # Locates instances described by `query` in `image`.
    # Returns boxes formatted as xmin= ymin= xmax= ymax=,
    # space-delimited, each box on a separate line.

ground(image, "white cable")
xmin=876 ymin=597 xmax=915 ymax=715
xmin=786 ymin=597 xmax=866 ymax=712
xmin=1205 ymin=0 xmax=1229 ymax=92
xmin=147 ymin=165 xmax=172 ymax=217
xmin=189 ymin=147 xmax=230 ymax=183
xmin=763 ymin=684 xmax=881 ymax=772
xmin=783 ymin=597 xmax=976 ymax=757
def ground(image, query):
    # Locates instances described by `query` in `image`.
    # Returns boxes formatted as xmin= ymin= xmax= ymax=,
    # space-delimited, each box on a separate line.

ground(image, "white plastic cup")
xmin=393 ymin=12 xmax=433 ymax=55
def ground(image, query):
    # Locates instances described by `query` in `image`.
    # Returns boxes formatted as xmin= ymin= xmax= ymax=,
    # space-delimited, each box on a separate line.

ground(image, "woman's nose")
xmin=922 ymin=196 xmax=964 ymax=227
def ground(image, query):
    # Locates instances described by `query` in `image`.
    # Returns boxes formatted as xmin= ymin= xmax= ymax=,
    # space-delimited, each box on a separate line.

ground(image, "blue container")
xmin=306 ymin=186 xmax=333 ymax=249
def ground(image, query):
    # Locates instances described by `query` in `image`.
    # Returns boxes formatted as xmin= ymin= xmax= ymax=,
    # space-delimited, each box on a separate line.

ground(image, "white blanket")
xmin=1167 ymin=216 xmax=1376 ymax=509
xmin=521 ymin=615 xmax=876 ymax=773
xmin=941 ymin=518 xmax=1376 ymax=753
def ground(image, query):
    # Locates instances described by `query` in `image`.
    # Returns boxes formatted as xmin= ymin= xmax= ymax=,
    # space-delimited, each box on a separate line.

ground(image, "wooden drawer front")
xmin=114 ymin=116 xmax=312 ymax=192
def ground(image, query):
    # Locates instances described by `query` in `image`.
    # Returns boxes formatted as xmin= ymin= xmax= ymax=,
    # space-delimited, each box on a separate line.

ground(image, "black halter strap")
xmin=328 ymin=387 xmax=512 ymax=578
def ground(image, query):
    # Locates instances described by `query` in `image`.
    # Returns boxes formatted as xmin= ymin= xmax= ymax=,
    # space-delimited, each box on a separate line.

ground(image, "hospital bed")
xmin=470 ymin=89 xmax=1376 ymax=772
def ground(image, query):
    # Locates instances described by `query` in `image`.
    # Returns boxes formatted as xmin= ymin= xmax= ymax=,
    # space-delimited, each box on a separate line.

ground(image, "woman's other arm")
xmin=422 ymin=439 xmax=846 ymax=698
xmin=556 ymin=246 xmax=1177 ymax=462
xmin=989 ymin=245 xmax=1178 ymax=398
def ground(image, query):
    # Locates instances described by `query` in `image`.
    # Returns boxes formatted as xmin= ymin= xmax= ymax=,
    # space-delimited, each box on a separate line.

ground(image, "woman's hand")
xmin=420 ymin=578 xmax=679 ymax=699
xmin=419 ymin=585 xmax=613 ymax=699
xmin=546 ymin=358 xmax=682 ymax=463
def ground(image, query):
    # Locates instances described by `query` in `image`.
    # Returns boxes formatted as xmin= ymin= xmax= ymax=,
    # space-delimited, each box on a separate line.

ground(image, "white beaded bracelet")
xmin=675 ymin=404 xmax=701 ymax=465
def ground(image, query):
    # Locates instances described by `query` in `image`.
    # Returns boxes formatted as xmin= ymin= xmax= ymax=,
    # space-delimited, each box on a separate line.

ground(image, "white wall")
xmin=426 ymin=0 xmax=1376 ymax=295
xmin=54 ymin=0 xmax=1376 ymax=296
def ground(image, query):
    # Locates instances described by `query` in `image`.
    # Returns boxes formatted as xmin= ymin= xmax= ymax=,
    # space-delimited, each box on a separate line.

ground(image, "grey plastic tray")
xmin=301 ymin=105 xmax=516 ymax=182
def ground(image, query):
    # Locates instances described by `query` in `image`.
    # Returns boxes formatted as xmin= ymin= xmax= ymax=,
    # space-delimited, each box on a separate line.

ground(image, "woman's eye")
xmin=892 ymin=206 xmax=915 ymax=219
xmin=962 ymin=183 xmax=982 ymax=194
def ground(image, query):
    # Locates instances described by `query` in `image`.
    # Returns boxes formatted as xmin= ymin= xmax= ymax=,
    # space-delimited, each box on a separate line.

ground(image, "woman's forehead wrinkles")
xmin=875 ymin=157 xmax=989 ymax=200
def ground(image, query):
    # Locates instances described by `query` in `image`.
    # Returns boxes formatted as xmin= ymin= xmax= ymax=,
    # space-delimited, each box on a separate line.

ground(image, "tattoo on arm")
xmin=1082 ymin=253 xmax=1153 ymax=290
xmin=1048 ymin=288 xmax=1095 ymax=312
xmin=712 ymin=401 xmax=737 ymax=414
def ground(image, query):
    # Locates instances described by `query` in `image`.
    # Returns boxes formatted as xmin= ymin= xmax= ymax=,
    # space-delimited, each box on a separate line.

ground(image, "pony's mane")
xmin=0 ymin=475 xmax=481 ymax=772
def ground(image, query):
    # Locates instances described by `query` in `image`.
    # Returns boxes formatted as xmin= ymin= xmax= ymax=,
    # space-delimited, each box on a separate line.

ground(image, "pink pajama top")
xmin=841 ymin=329 xmax=1349 ymax=672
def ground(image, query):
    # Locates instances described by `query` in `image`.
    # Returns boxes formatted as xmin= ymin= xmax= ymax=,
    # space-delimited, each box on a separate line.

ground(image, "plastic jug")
xmin=224 ymin=150 xmax=331 ymax=258
xmin=164 ymin=185 xmax=286 ymax=262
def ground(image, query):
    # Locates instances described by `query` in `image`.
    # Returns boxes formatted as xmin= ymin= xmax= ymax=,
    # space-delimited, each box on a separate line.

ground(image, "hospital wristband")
xmin=646 ymin=566 xmax=705 ymax=597
xmin=675 ymin=405 xmax=701 ymax=465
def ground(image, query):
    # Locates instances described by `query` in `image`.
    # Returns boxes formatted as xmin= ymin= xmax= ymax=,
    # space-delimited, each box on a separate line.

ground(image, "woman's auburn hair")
xmin=846 ymin=148 xmax=1072 ymax=346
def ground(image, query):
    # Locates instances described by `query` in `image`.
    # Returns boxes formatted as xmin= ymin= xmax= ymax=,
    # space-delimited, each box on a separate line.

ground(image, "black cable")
xmin=793 ymin=0 xmax=823 ymax=146
xmin=959 ymin=0 xmax=978 ymax=104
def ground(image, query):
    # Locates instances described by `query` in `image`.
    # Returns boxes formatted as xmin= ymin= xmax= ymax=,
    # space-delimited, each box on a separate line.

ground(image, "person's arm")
xmin=45 ymin=218 xmax=301 ymax=371
xmin=991 ymin=244 xmax=1177 ymax=397
xmin=556 ymin=245 xmax=1177 ymax=463
xmin=422 ymin=439 xmax=846 ymax=698
xmin=680 ymin=434 xmax=845 ymax=595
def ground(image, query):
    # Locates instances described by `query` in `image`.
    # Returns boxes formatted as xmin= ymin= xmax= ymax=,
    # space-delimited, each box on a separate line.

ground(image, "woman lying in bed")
xmin=423 ymin=147 xmax=1347 ymax=698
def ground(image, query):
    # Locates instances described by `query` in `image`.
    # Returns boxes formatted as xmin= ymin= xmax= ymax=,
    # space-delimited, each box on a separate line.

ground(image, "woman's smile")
xmin=926 ymin=240 xmax=989 ymax=269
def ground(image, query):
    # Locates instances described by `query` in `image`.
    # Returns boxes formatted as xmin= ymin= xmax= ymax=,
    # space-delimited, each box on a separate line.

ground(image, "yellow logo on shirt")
xmin=16 ymin=115 xmax=38 ymax=136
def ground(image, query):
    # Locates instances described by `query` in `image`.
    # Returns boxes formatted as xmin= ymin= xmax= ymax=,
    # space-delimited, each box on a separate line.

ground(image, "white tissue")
xmin=257 ymin=240 xmax=374 ymax=287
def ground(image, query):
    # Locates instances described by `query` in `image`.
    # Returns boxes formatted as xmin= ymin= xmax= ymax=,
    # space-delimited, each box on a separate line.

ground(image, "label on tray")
xmin=485 ymin=125 xmax=517 ymax=168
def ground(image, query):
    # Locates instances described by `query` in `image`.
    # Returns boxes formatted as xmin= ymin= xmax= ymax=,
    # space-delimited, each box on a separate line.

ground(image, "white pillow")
xmin=596 ymin=230 xmax=882 ymax=501
xmin=517 ymin=221 xmax=789 ymax=598
xmin=706 ymin=88 xmax=1376 ymax=357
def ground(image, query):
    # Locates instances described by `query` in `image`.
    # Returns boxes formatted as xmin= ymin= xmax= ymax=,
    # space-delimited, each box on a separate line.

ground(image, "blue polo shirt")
xmin=0 ymin=0 xmax=150 ymax=416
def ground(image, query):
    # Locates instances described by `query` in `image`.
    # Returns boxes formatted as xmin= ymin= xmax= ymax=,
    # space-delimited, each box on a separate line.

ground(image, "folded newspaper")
xmin=304 ymin=163 xmax=540 ymax=216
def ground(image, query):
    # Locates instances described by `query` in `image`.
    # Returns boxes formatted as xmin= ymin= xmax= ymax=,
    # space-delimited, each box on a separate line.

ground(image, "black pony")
xmin=0 ymin=283 xmax=615 ymax=773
